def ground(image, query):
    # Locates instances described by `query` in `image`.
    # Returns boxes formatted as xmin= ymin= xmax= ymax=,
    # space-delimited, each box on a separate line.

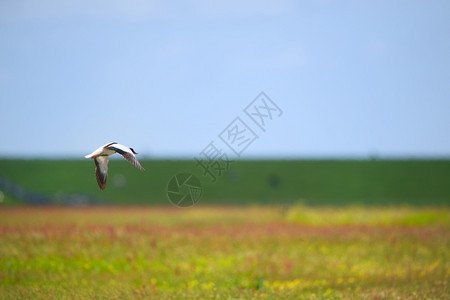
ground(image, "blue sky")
xmin=1 ymin=1 xmax=449 ymax=159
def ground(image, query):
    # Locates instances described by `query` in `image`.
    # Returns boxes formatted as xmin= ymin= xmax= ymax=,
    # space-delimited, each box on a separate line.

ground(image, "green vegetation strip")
xmin=0 ymin=159 xmax=449 ymax=205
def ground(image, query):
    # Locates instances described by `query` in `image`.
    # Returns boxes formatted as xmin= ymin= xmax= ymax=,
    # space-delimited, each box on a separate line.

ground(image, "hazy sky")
xmin=1 ymin=1 xmax=449 ymax=159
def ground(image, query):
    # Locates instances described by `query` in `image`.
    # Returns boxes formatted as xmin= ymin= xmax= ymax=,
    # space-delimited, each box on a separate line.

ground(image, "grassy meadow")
xmin=0 ymin=159 xmax=449 ymax=298
xmin=0 ymin=205 xmax=449 ymax=299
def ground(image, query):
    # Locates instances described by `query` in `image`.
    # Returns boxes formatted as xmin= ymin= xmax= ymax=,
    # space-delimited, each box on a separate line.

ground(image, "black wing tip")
xmin=105 ymin=142 xmax=118 ymax=148
xmin=107 ymin=146 xmax=125 ymax=155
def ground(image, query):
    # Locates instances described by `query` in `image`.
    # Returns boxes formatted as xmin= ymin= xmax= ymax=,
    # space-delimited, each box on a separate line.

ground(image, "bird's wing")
xmin=107 ymin=143 xmax=131 ymax=153
xmin=85 ymin=142 xmax=117 ymax=158
xmin=121 ymin=152 xmax=145 ymax=170
xmin=94 ymin=156 xmax=109 ymax=190
xmin=107 ymin=144 xmax=145 ymax=170
xmin=85 ymin=145 xmax=104 ymax=158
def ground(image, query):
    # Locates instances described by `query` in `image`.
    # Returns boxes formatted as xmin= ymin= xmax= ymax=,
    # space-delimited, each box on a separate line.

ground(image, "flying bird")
xmin=85 ymin=142 xmax=144 ymax=190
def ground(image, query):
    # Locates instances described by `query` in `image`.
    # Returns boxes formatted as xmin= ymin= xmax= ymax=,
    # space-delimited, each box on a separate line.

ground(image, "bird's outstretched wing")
xmin=94 ymin=156 xmax=109 ymax=190
xmin=121 ymin=152 xmax=145 ymax=170
xmin=107 ymin=144 xmax=145 ymax=170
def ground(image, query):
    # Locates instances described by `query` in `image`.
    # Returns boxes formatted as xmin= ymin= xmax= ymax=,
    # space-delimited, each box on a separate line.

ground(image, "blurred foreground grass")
xmin=0 ymin=205 xmax=448 ymax=299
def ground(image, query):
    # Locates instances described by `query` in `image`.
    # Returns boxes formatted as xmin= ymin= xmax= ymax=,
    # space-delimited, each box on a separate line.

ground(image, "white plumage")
xmin=85 ymin=142 xmax=144 ymax=190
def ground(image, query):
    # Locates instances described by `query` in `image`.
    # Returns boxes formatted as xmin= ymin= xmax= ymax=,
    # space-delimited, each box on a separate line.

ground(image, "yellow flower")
xmin=188 ymin=279 xmax=198 ymax=289
xmin=201 ymin=282 xmax=215 ymax=290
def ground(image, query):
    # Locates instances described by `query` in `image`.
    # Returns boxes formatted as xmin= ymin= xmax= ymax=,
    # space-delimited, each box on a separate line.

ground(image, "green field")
xmin=0 ymin=159 xmax=449 ymax=205
xmin=0 ymin=206 xmax=448 ymax=299
xmin=1 ymin=159 xmax=449 ymax=298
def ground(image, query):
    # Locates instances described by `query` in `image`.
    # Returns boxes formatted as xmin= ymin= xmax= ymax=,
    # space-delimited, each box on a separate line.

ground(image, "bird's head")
xmin=130 ymin=148 xmax=138 ymax=155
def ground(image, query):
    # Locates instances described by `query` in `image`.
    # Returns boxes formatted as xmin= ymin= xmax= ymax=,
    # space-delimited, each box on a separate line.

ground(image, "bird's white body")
xmin=85 ymin=142 xmax=144 ymax=190
xmin=84 ymin=143 xmax=115 ymax=158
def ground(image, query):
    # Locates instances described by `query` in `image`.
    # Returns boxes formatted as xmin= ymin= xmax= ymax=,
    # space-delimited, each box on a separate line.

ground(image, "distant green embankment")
xmin=0 ymin=159 xmax=449 ymax=205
